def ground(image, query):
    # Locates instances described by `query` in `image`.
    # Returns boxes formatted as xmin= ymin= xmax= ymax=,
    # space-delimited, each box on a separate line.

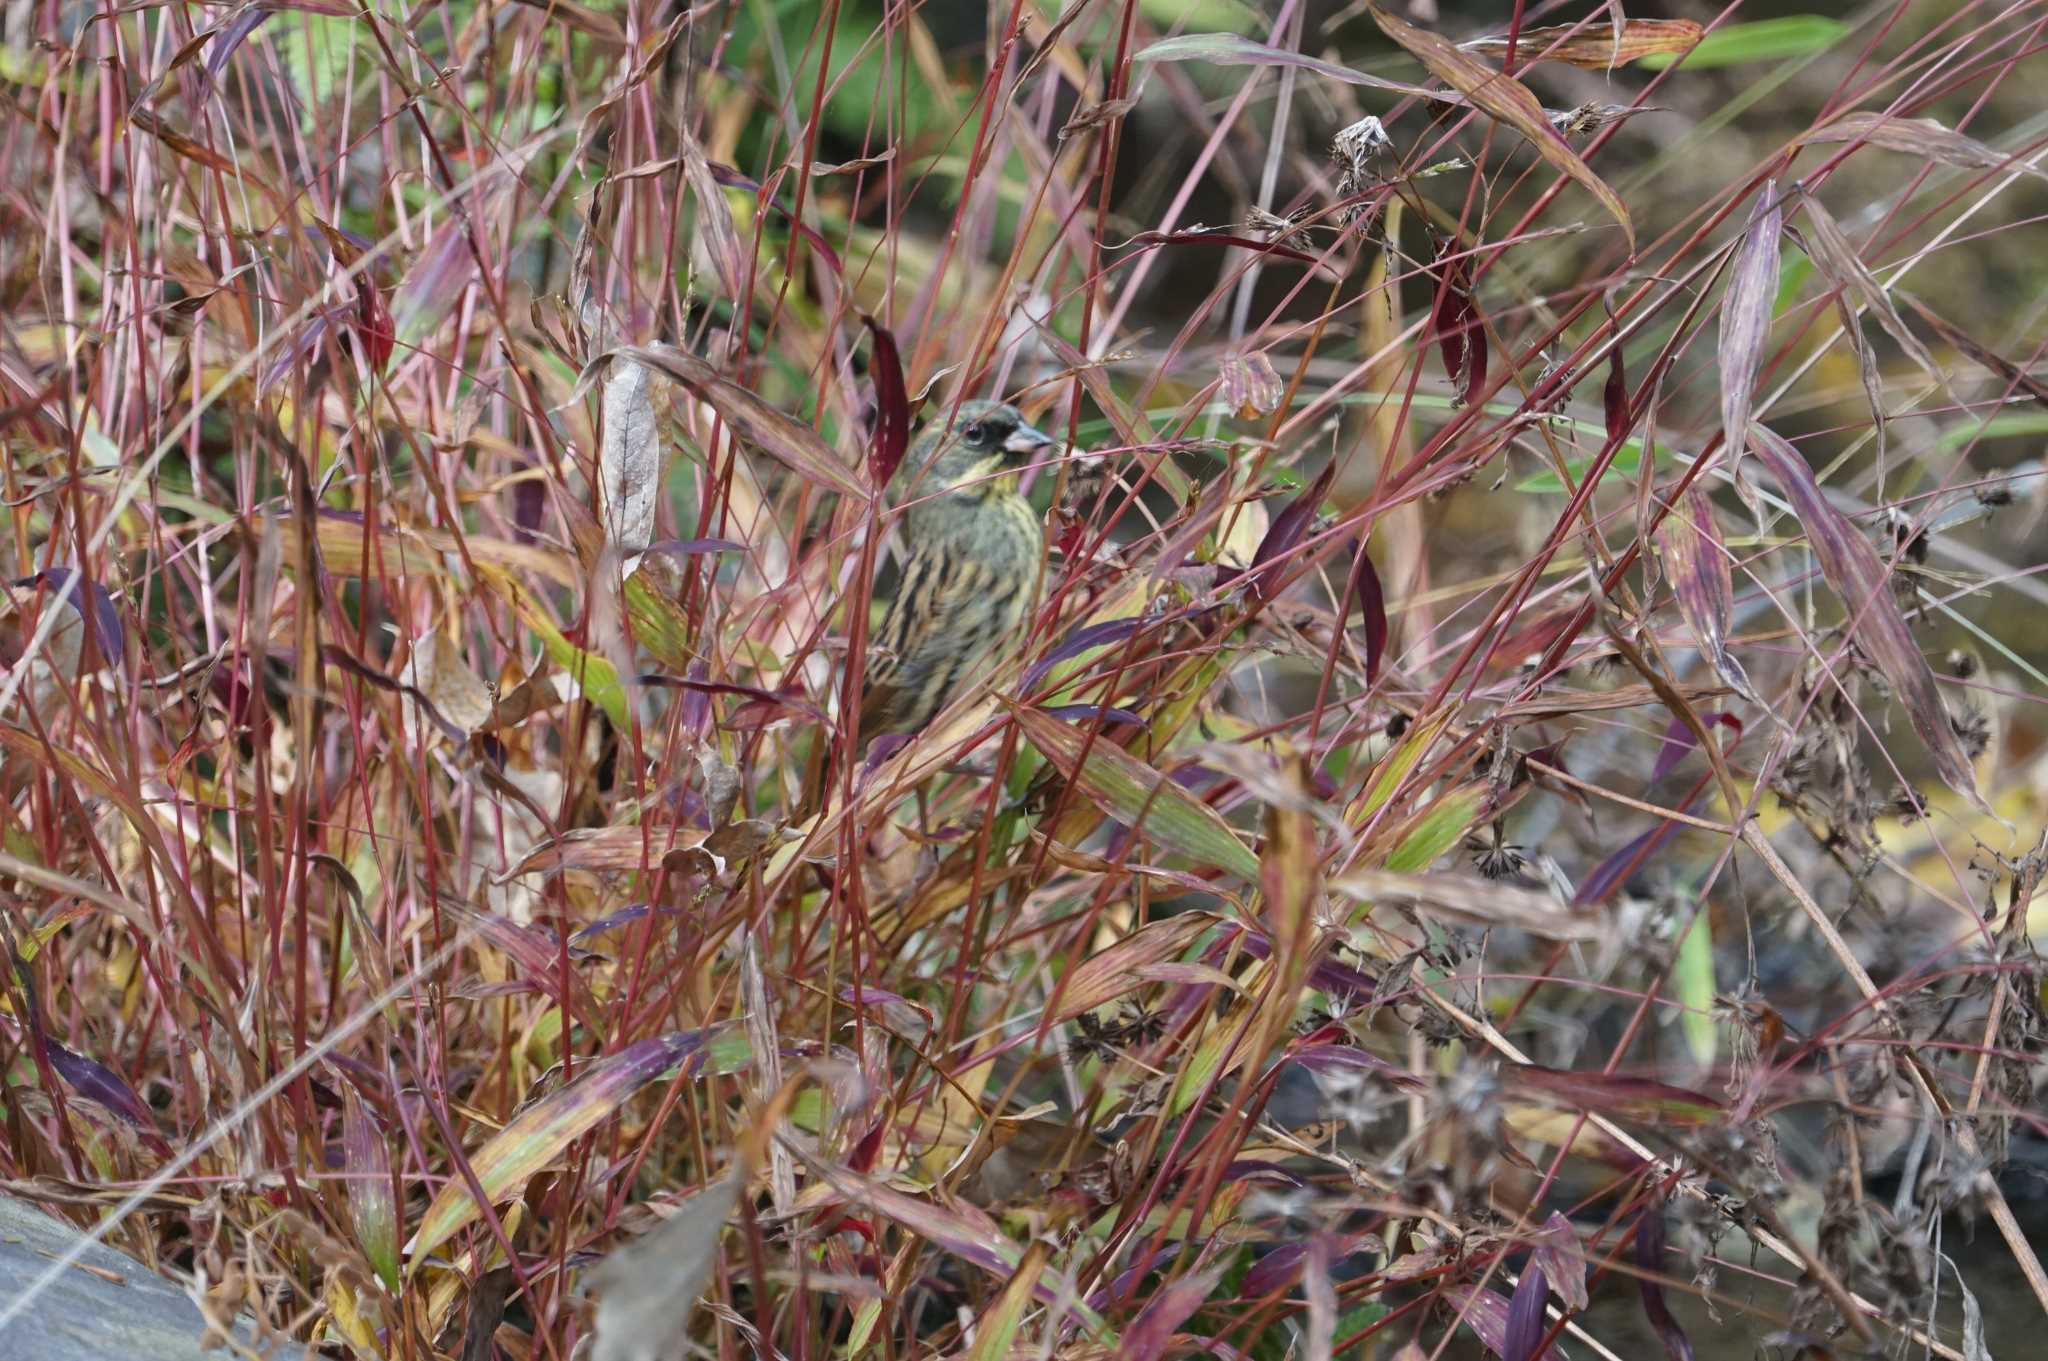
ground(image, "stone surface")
xmin=0 ymin=1194 xmax=307 ymax=1360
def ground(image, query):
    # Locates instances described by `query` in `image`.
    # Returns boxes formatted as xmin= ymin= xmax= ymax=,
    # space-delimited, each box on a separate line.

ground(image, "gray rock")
xmin=0 ymin=1194 xmax=308 ymax=1360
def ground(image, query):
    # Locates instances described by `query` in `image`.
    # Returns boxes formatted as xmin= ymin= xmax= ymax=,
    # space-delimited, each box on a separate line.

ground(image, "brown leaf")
xmin=1748 ymin=425 xmax=1986 ymax=810
xmin=1371 ymin=6 xmax=1635 ymax=251
xmin=1797 ymin=194 xmax=1943 ymax=392
xmin=1059 ymin=98 xmax=1137 ymax=140
xmin=679 ymin=130 xmax=747 ymax=299
xmin=805 ymin=147 xmax=897 ymax=175
xmin=1461 ymin=19 xmax=1703 ymax=70
xmin=1899 ymin=293 xmax=2048 ymax=410
xmin=1802 ymin=111 xmax=2048 ymax=181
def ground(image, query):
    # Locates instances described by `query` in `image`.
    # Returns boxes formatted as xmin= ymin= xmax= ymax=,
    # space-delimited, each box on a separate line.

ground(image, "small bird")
xmin=859 ymin=399 xmax=1054 ymax=739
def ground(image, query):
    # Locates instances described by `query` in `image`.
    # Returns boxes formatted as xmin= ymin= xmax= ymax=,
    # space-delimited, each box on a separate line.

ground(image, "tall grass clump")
xmin=1 ymin=3 xmax=2045 ymax=1359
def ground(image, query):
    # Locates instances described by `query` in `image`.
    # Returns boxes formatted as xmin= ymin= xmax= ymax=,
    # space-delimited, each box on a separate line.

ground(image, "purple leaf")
xmin=18 ymin=567 xmax=125 ymax=670
xmin=1749 ymin=425 xmax=1985 ymax=809
xmin=1347 ymin=542 xmax=1387 ymax=684
xmin=1603 ymin=344 xmax=1629 ymax=441
xmin=1123 ymin=1263 xmax=1224 ymax=1361
xmin=1655 ymin=485 xmax=1757 ymax=703
xmin=1429 ymin=248 xmax=1487 ymax=405
xmin=1575 ymin=813 xmax=1686 ymax=907
xmin=1240 ymin=1242 xmax=1307 ymax=1298
xmin=203 ymin=6 xmax=273 ymax=89
xmin=1651 ymin=712 xmax=1742 ymax=784
xmin=572 ymin=905 xmax=684 ymax=942
xmin=1043 ymin=703 xmax=1144 ymax=727
xmin=1503 ymin=1262 xmax=1551 ymax=1361
xmin=862 ymin=316 xmax=911 ymax=486
xmin=512 ymin=462 xmax=545 ymax=542
xmin=1248 ymin=462 xmax=1336 ymax=601
xmin=1443 ymin=1284 xmax=1515 ymax=1356
xmin=1023 ymin=616 xmax=1145 ymax=691
xmin=1531 ymin=1213 xmax=1588 ymax=1312
xmin=1636 ymin=1205 xmax=1695 ymax=1361
xmin=46 ymin=1042 xmax=161 ymax=1139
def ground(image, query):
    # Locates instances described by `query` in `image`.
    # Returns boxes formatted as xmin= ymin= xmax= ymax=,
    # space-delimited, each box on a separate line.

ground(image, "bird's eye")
xmin=963 ymin=422 xmax=989 ymax=445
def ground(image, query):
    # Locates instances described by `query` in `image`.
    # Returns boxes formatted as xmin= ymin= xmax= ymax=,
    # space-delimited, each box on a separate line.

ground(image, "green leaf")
xmin=1014 ymin=706 xmax=1260 ymax=882
xmin=407 ymin=1031 xmax=707 ymax=1268
xmin=1636 ymin=16 xmax=1846 ymax=70
xmin=1382 ymin=784 xmax=1483 ymax=872
xmin=1513 ymin=437 xmax=1672 ymax=494
xmin=1674 ymin=909 xmax=1719 ymax=1066
xmin=496 ymin=577 xmax=630 ymax=729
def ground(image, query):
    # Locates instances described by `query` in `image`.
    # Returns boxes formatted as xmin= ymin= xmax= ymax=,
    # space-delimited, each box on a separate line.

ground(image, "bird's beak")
xmin=1003 ymin=422 xmax=1056 ymax=455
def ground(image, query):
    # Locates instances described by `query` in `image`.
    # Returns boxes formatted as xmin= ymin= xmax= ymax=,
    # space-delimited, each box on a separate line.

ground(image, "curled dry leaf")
xmin=1330 ymin=869 xmax=1598 ymax=940
xmin=1371 ymin=6 xmax=1636 ymax=252
xmin=1134 ymin=31 xmax=1459 ymax=102
xmin=1531 ymin=1212 xmax=1589 ymax=1312
xmin=1461 ymin=18 xmax=1702 ymax=70
xmin=1801 ymin=111 xmax=2048 ymax=180
xmin=584 ymin=344 xmax=867 ymax=502
xmin=679 ymin=128 xmax=746 ymax=299
xmin=1059 ymin=97 xmax=1136 ymax=140
xmin=1220 ymin=350 xmax=1285 ymax=418
xmin=599 ymin=351 xmax=666 ymax=555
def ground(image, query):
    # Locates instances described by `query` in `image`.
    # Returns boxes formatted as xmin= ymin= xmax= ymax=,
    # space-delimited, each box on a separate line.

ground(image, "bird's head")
xmin=897 ymin=400 xmax=1056 ymax=504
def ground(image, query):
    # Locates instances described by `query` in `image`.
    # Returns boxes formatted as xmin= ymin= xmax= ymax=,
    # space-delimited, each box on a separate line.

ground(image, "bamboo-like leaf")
xmin=1014 ymin=706 xmax=1260 ymax=882
xmin=495 ymin=576 xmax=630 ymax=728
xmin=1655 ymin=484 xmax=1758 ymax=703
xmin=1371 ymin=7 xmax=1635 ymax=251
xmin=1798 ymin=194 xmax=1943 ymax=391
xmin=407 ymin=1031 xmax=706 ymax=1266
xmin=963 ymin=1240 xmax=1050 ymax=1361
xmin=1749 ymin=424 xmax=1985 ymax=809
xmin=1054 ymin=913 xmax=1221 ymax=1024
xmin=1717 ymin=183 xmax=1783 ymax=506
xmin=1638 ymin=15 xmax=1844 ymax=70
xmin=1801 ymin=111 xmax=2048 ymax=180
xmin=1380 ymin=783 xmax=1484 ymax=873
xmin=1673 ymin=908 xmax=1718 ymax=1067
xmin=344 ymin=1089 xmax=401 ymax=1292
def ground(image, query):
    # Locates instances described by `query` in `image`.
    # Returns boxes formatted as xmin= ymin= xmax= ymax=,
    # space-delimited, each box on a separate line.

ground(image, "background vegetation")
xmin=1 ymin=1 xmax=2045 ymax=1358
